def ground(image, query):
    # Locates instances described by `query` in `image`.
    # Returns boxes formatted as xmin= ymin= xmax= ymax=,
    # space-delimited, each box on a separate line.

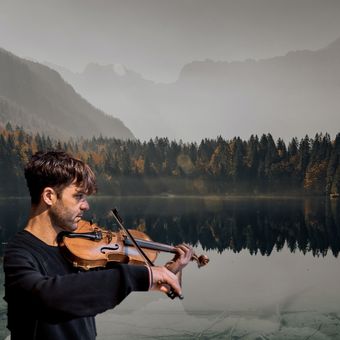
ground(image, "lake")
xmin=1 ymin=196 xmax=340 ymax=339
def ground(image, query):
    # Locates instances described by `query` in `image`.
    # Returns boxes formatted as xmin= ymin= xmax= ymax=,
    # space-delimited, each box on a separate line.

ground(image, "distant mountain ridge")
xmin=0 ymin=48 xmax=134 ymax=140
xmin=50 ymin=37 xmax=340 ymax=141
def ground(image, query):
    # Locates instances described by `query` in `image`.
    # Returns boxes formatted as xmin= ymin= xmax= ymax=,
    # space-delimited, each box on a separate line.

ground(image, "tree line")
xmin=0 ymin=123 xmax=339 ymax=196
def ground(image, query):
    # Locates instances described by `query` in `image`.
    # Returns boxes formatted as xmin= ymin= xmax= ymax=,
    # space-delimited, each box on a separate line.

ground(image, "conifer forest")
xmin=0 ymin=123 xmax=339 ymax=197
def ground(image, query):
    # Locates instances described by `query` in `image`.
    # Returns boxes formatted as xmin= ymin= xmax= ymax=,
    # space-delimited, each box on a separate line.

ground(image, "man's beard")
xmin=49 ymin=204 xmax=76 ymax=231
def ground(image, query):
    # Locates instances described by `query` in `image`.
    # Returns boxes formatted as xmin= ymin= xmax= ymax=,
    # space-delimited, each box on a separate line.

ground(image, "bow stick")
xmin=111 ymin=208 xmax=183 ymax=300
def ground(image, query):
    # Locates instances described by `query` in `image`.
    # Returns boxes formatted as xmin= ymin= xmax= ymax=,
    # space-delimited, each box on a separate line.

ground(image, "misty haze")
xmin=1 ymin=1 xmax=340 ymax=339
xmin=1 ymin=0 xmax=340 ymax=141
xmin=49 ymin=37 xmax=340 ymax=141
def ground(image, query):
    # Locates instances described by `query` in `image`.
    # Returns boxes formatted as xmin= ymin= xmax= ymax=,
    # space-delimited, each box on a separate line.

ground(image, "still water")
xmin=1 ymin=196 xmax=340 ymax=339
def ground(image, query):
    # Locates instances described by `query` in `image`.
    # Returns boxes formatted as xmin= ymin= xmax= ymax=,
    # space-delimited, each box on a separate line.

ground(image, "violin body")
xmin=58 ymin=220 xmax=159 ymax=270
xmin=58 ymin=219 xmax=209 ymax=270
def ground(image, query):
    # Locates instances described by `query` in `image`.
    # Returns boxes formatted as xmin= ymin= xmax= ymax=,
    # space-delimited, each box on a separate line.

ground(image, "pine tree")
xmin=328 ymin=133 xmax=340 ymax=195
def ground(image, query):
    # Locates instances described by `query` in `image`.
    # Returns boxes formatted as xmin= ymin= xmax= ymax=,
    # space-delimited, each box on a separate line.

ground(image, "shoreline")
xmin=0 ymin=194 xmax=330 ymax=200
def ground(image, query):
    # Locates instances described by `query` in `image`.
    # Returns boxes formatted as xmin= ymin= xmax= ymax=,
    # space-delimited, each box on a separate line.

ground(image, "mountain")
xmin=172 ymin=38 xmax=340 ymax=140
xmin=47 ymin=61 xmax=162 ymax=139
xmin=0 ymin=48 xmax=134 ymax=140
xmin=49 ymin=37 xmax=340 ymax=141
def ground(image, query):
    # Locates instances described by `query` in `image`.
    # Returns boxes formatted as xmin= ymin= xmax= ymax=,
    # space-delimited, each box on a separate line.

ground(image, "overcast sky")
xmin=1 ymin=0 xmax=340 ymax=82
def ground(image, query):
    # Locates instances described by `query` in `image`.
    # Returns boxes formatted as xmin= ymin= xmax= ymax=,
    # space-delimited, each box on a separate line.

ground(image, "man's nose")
xmin=80 ymin=200 xmax=90 ymax=211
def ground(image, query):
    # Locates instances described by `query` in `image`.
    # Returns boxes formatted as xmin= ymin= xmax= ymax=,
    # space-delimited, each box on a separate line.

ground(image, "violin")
xmin=57 ymin=218 xmax=209 ymax=271
xmin=58 ymin=209 xmax=209 ymax=300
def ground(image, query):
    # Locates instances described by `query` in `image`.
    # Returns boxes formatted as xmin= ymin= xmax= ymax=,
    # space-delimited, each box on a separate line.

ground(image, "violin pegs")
xmin=196 ymin=254 xmax=209 ymax=268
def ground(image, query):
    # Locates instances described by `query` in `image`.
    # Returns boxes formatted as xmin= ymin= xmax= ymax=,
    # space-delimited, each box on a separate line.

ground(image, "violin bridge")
xmin=106 ymin=231 xmax=113 ymax=243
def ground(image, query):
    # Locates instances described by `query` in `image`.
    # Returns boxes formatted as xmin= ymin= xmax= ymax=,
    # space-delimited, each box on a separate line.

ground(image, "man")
xmin=4 ymin=151 xmax=192 ymax=340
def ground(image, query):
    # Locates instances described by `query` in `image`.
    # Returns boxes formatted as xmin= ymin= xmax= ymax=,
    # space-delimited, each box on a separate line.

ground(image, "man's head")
xmin=25 ymin=151 xmax=97 ymax=205
xmin=25 ymin=151 xmax=97 ymax=230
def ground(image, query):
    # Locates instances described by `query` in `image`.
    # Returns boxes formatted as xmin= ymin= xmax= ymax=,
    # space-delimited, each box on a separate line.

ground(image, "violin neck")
xmin=123 ymin=237 xmax=177 ymax=254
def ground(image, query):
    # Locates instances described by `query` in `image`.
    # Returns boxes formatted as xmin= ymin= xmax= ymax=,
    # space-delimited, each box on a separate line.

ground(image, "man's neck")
xmin=25 ymin=206 xmax=61 ymax=246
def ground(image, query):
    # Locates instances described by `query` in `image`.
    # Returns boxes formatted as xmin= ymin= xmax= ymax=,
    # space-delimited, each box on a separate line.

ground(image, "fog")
xmin=1 ymin=0 xmax=340 ymax=82
xmin=1 ymin=0 xmax=340 ymax=141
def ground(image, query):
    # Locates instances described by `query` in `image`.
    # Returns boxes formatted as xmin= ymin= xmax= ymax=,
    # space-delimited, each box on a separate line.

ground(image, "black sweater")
xmin=3 ymin=230 xmax=149 ymax=340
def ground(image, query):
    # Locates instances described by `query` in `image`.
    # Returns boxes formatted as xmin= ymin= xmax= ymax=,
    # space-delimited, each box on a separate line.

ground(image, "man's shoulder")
xmin=6 ymin=230 xmax=34 ymax=248
xmin=3 ymin=230 xmax=52 ymax=273
xmin=4 ymin=230 xmax=43 ymax=260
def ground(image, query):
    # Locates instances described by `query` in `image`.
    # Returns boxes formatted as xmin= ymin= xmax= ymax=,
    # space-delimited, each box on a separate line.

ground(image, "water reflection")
xmin=88 ymin=197 xmax=340 ymax=258
xmin=1 ymin=197 xmax=340 ymax=339
xmin=1 ymin=197 xmax=340 ymax=258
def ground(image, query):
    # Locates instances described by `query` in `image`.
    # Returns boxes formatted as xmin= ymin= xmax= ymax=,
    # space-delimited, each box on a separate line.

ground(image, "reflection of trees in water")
xmin=89 ymin=198 xmax=340 ymax=257
xmin=1 ymin=198 xmax=339 ymax=257
xmin=119 ymin=199 xmax=340 ymax=257
xmin=304 ymin=199 xmax=340 ymax=257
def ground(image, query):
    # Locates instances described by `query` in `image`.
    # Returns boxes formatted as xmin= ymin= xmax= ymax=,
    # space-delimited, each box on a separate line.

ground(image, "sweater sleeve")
xmin=4 ymin=245 xmax=150 ymax=322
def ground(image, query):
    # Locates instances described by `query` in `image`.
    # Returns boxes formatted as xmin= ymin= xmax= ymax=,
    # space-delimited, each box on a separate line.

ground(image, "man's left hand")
xmin=165 ymin=244 xmax=193 ymax=274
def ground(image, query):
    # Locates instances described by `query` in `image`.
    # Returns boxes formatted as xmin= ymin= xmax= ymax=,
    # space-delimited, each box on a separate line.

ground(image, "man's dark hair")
xmin=25 ymin=151 xmax=97 ymax=204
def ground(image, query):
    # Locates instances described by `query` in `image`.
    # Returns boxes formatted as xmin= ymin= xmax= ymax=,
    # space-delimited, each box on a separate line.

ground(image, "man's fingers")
xmin=175 ymin=244 xmax=194 ymax=261
xmin=159 ymin=284 xmax=169 ymax=294
xmin=176 ymin=247 xmax=185 ymax=257
xmin=164 ymin=244 xmax=194 ymax=274
xmin=150 ymin=266 xmax=182 ymax=297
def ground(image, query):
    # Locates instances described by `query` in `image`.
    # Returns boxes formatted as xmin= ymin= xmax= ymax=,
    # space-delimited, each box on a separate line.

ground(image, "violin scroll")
xmin=193 ymin=254 xmax=210 ymax=268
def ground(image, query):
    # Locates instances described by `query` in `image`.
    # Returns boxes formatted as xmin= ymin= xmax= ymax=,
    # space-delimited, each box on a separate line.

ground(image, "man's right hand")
xmin=149 ymin=266 xmax=182 ymax=298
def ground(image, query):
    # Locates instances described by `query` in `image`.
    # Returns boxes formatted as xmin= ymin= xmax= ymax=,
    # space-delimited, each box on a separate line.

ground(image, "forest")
xmin=0 ymin=123 xmax=339 ymax=197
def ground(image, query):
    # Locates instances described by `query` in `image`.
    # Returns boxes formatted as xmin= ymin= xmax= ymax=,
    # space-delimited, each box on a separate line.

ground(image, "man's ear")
xmin=42 ymin=187 xmax=57 ymax=206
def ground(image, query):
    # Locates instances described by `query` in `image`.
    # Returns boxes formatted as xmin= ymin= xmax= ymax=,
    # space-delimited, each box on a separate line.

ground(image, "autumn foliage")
xmin=0 ymin=123 xmax=339 ymax=197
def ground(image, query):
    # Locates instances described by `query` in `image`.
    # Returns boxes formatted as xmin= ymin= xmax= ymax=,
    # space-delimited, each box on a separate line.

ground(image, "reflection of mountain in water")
xmin=1 ymin=198 xmax=339 ymax=257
